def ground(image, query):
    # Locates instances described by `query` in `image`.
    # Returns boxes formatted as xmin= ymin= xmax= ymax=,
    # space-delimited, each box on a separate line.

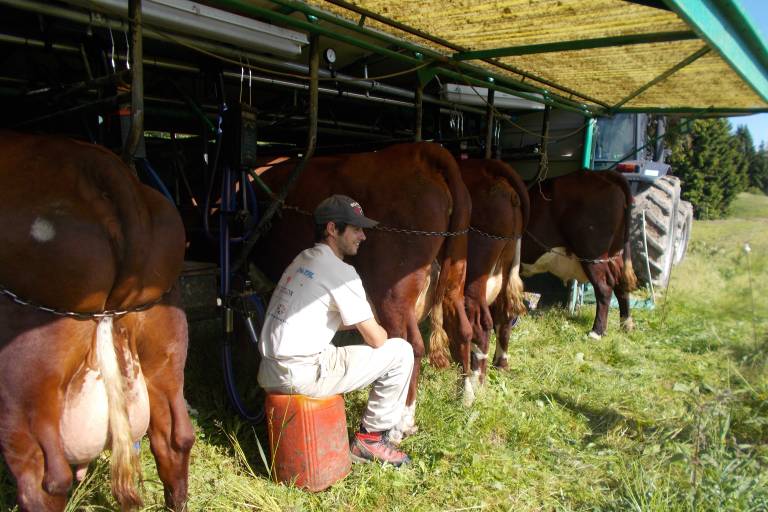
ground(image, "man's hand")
xmin=355 ymin=317 xmax=388 ymax=348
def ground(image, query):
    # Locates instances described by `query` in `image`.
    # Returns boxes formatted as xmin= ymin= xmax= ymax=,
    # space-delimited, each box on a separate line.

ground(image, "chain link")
xmin=524 ymin=230 xmax=621 ymax=264
xmin=0 ymin=285 xmax=170 ymax=320
xmin=280 ymin=202 xmax=470 ymax=237
xmin=375 ymin=225 xmax=468 ymax=237
xmin=469 ymin=226 xmax=521 ymax=241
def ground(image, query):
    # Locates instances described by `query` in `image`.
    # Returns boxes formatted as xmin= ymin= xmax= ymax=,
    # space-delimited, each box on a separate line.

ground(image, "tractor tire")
xmin=629 ymin=175 xmax=680 ymax=289
xmin=673 ymin=200 xmax=693 ymax=265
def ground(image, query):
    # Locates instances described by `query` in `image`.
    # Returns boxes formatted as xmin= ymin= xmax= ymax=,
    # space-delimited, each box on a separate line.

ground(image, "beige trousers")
xmin=259 ymin=337 xmax=413 ymax=432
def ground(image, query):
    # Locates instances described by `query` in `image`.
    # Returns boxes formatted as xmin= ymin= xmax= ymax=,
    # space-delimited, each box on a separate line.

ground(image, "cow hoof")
xmin=493 ymin=352 xmax=510 ymax=369
xmin=621 ymin=317 xmax=635 ymax=332
xmin=587 ymin=331 xmax=602 ymax=340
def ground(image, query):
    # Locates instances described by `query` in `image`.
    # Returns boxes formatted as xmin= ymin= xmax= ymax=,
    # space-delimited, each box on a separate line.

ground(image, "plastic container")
xmin=264 ymin=394 xmax=351 ymax=491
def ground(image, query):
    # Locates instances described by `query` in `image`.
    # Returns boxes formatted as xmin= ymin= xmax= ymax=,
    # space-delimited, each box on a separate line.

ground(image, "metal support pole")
xmin=484 ymin=88 xmax=495 ymax=159
xmin=122 ymin=0 xmax=143 ymax=164
xmin=581 ymin=117 xmax=596 ymax=170
xmin=414 ymin=82 xmax=423 ymax=141
xmin=233 ymin=34 xmax=320 ymax=271
xmin=528 ymin=104 xmax=550 ymax=185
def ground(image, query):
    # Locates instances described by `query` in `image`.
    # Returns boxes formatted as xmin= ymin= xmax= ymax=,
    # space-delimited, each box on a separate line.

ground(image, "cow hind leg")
xmin=33 ymin=410 xmax=73 ymax=497
xmin=490 ymin=297 xmax=516 ymax=369
xmin=146 ymin=388 xmax=195 ymax=510
xmin=614 ymin=285 xmax=634 ymax=332
xmin=2 ymin=427 xmax=67 ymax=512
xmin=460 ymin=298 xmax=482 ymax=407
xmin=584 ymin=263 xmax=612 ymax=338
xmin=136 ymin=304 xmax=194 ymax=511
xmin=404 ymin=312 xmax=423 ymax=432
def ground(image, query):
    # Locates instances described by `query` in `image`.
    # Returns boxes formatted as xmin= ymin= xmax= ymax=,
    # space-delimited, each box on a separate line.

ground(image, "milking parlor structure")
xmin=1 ymin=0 xmax=767 ymax=419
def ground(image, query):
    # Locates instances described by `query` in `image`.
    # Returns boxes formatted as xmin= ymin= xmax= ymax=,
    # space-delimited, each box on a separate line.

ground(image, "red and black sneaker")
xmin=350 ymin=430 xmax=411 ymax=467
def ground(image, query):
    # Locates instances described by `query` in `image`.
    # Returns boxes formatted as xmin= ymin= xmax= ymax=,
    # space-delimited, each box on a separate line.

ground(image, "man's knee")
xmin=386 ymin=337 xmax=414 ymax=367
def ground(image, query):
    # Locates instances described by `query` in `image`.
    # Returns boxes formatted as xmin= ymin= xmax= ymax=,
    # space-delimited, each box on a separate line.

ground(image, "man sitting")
xmin=258 ymin=194 xmax=414 ymax=467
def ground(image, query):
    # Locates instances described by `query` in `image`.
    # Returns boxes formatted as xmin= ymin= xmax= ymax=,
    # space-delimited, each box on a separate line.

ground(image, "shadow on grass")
xmin=535 ymin=391 xmax=691 ymax=446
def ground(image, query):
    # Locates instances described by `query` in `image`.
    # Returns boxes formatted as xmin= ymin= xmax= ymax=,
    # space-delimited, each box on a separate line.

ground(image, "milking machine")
xmin=203 ymin=71 xmax=268 ymax=423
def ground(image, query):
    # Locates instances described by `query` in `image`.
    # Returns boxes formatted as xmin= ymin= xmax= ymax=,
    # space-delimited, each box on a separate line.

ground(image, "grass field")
xmin=1 ymin=193 xmax=766 ymax=511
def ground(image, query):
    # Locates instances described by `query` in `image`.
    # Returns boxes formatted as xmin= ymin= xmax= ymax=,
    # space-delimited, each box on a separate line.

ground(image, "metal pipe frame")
xmin=210 ymin=0 xmax=594 ymax=115
xmin=121 ymin=0 xmax=143 ymax=163
xmin=0 ymin=0 xmax=514 ymax=118
xmin=484 ymin=88 xmax=494 ymax=159
xmin=232 ymin=34 xmax=321 ymax=272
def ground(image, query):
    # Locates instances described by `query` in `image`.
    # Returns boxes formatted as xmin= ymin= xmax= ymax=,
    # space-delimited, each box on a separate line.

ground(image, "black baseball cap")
xmin=314 ymin=194 xmax=379 ymax=228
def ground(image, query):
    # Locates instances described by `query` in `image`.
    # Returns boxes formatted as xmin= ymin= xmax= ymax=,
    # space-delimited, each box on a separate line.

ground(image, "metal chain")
xmin=469 ymin=226 xmax=521 ymax=241
xmin=280 ymin=203 xmax=470 ymax=237
xmin=524 ymin=230 xmax=621 ymax=264
xmin=375 ymin=225 xmax=468 ymax=237
xmin=0 ymin=285 xmax=170 ymax=320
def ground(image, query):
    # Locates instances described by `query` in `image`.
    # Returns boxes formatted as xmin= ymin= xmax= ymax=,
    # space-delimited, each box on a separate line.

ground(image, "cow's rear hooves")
xmin=621 ymin=317 xmax=635 ymax=332
xmin=587 ymin=331 xmax=602 ymax=340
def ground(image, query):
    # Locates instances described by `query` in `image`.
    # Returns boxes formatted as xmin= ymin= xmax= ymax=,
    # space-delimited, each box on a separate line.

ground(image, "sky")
xmin=728 ymin=0 xmax=768 ymax=148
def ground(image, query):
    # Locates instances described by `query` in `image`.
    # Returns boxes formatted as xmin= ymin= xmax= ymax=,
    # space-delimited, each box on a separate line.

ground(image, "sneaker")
xmin=350 ymin=431 xmax=411 ymax=467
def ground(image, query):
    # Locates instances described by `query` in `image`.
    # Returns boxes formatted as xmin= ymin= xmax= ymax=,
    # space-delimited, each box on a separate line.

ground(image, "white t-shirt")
xmin=260 ymin=243 xmax=373 ymax=362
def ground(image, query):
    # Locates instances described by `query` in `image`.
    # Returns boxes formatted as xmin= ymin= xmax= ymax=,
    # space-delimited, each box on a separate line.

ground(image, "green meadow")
xmin=2 ymin=192 xmax=766 ymax=511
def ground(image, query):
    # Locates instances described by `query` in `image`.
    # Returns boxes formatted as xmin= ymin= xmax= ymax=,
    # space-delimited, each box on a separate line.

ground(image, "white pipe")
xmin=63 ymin=0 xmax=307 ymax=57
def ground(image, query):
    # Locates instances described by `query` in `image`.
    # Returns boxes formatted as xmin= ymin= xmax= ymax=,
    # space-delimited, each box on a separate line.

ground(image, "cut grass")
xmin=0 ymin=193 xmax=766 ymax=511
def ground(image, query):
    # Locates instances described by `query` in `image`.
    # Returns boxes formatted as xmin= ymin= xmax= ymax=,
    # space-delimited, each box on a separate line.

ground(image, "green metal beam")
xmin=581 ymin=118 xmax=596 ymax=169
xmin=207 ymin=0 xmax=595 ymax=116
xmin=615 ymin=106 xmax=768 ymax=114
xmin=606 ymin=46 xmax=710 ymax=113
xmin=453 ymin=31 xmax=698 ymax=60
xmin=663 ymin=0 xmax=768 ymax=103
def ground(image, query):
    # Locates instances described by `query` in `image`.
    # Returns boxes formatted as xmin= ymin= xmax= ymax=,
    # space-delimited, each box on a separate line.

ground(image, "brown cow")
xmin=521 ymin=170 xmax=637 ymax=340
xmin=252 ymin=142 xmax=472 ymax=441
xmin=456 ymin=159 xmax=529 ymax=405
xmin=0 ymin=132 xmax=194 ymax=511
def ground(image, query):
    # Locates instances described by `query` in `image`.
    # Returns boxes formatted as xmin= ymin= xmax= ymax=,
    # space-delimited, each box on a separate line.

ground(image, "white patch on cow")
xmin=462 ymin=370 xmax=483 ymax=407
xmin=493 ymin=343 xmax=508 ymax=363
xmin=74 ymin=464 xmax=89 ymax=482
xmin=485 ymin=258 xmax=503 ymax=305
xmin=30 ymin=217 xmax=55 ymax=242
xmin=621 ymin=317 xmax=635 ymax=331
xmin=60 ymin=340 xmax=150 ymax=464
xmin=462 ymin=376 xmax=476 ymax=407
xmin=415 ymin=261 xmax=440 ymax=322
xmin=471 ymin=342 xmax=488 ymax=361
xmin=522 ymin=247 xmax=589 ymax=283
xmin=587 ymin=331 xmax=602 ymax=340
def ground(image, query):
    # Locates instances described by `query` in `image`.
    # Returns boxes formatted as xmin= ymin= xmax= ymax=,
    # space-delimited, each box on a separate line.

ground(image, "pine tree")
xmin=751 ymin=143 xmax=768 ymax=194
xmin=667 ymin=118 xmax=745 ymax=219
xmin=733 ymin=125 xmax=753 ymax=193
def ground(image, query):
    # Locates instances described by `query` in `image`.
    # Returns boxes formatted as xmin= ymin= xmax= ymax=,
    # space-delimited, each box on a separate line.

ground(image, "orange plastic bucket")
xmin=264 ymin=394 xmax=351 ymax=491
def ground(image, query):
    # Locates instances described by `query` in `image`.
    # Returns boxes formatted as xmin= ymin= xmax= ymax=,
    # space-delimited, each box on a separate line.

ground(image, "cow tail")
xmin=428 ymin=300 xmax=449 ymax=367
xmin=96 ymin=317 xmax=142 ymax=510
xmin=506 ymin=238 xmax=527 ymax=317
xmin=496 ymin=163 xmax=530 ymax=318
xmin=620 ymin=177 xmax=638 ymax=293
xmin=428 ymin=146 xmax=472 ymax=368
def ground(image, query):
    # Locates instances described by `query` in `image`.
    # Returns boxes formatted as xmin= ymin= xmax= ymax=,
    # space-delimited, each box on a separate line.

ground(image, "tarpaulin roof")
xmin=215 ymin=0 xmax=768 ymax=116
